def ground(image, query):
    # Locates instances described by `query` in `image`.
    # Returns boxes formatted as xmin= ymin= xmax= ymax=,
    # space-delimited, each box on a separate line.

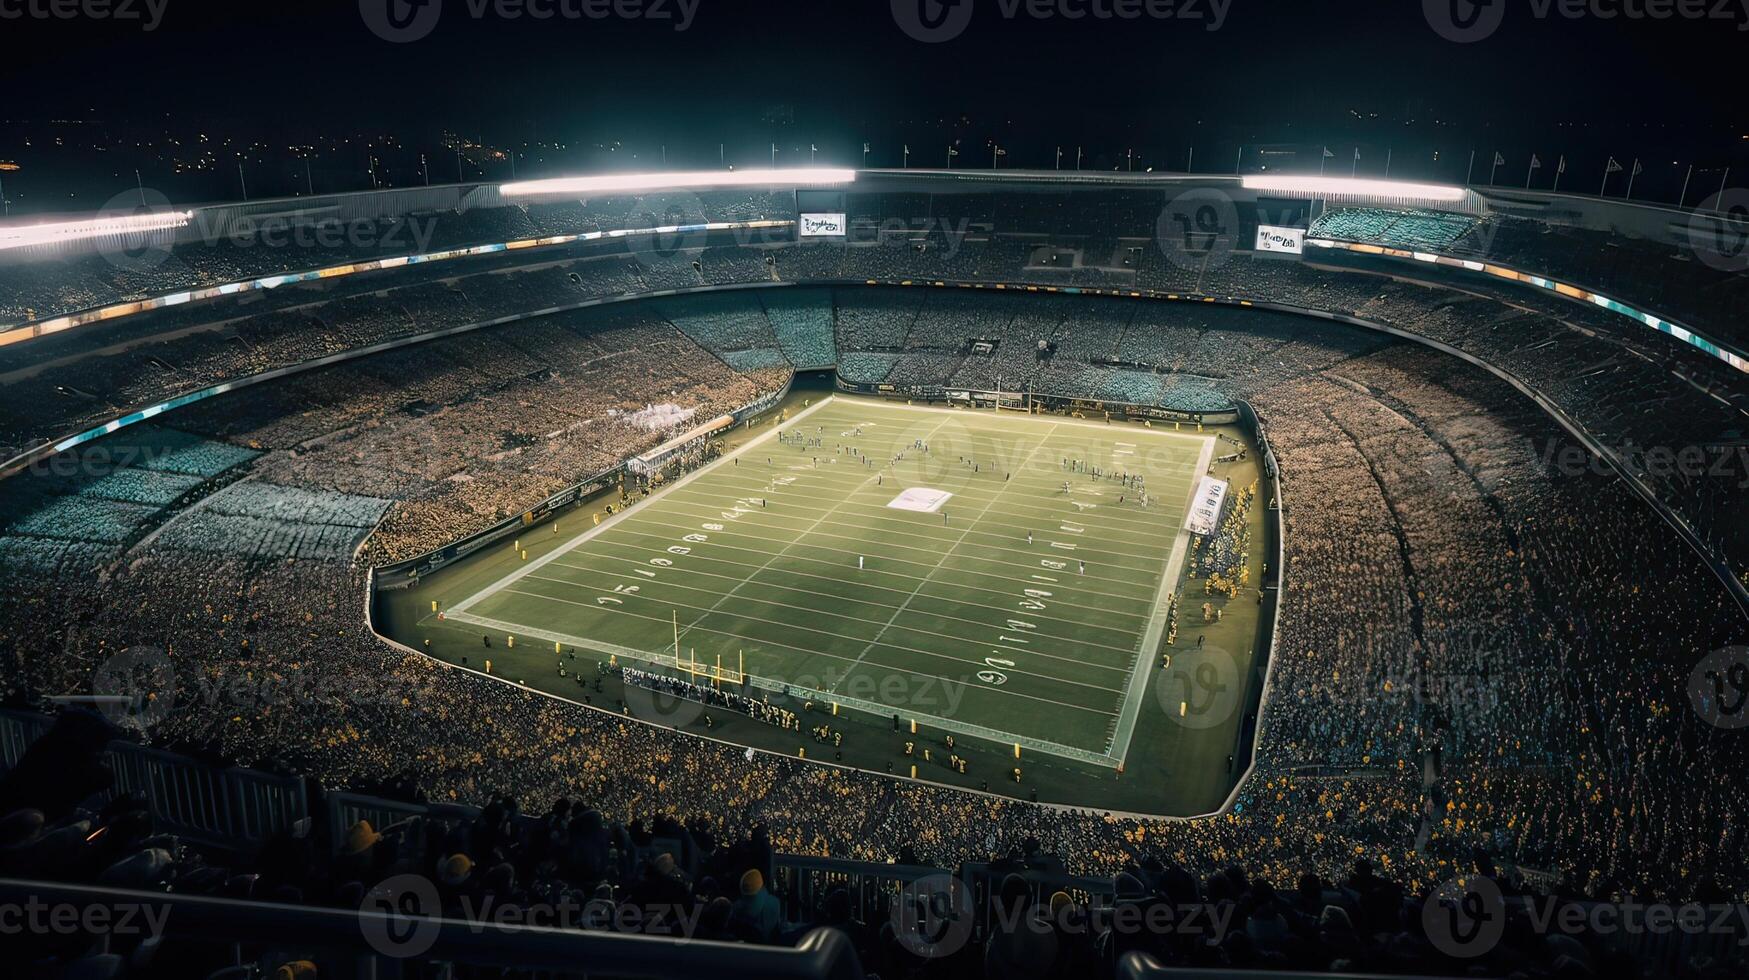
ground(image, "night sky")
xmin=0 ymin=0 xmax=1742 ymax=208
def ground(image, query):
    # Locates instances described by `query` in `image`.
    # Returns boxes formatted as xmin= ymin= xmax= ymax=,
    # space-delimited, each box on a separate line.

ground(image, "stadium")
xmin=2 ymin=7 xmax=1748 ymax=978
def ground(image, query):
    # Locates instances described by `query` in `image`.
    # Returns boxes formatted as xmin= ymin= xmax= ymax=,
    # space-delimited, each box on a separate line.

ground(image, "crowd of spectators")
xmin=4 ymin=705 xmax=1743 ymax=979
xmin=2 ymin=217 xmax=1748 ymax=978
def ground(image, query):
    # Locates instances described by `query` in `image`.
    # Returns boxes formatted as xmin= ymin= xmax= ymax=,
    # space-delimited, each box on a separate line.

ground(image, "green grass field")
xmin=441 ymin=397 xmax=1213 ymax=767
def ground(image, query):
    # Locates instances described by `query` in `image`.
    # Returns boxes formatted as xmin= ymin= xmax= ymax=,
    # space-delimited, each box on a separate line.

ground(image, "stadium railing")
xmin=1118 ymin=955 xmax=1456 ymax=980
xmin=0 ymin=709 xmax=307 ymax=850
xmin=0 ymin=877 xmax=869 ymax=980
xmin=771 ymin=853 xmax=945 ymax=925
xmin=106 ymin=743 xmax=308 ymax=851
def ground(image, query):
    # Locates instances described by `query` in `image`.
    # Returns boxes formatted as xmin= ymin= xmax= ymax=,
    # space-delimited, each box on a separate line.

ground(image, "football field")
xmin=442 ymin=397 xmax=1214 ymax=766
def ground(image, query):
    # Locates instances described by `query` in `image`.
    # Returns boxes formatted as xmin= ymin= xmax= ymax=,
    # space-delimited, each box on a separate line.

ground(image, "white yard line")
xmin=521 ymin=564 xmax=1140 ymax=658
xmin=1108 ymin=430 xmax=1220 ymax=765
xmin=660 ymin=479 xmax=1197 ymax=552
xmin=546 ymin=551 xmax=1147 ymax=636
xmin=444 ymin=608 xmax=1121 ymax=718
xmin=448 ymin=397 xmax=838 ymax=616
xmin=444 ymin=394 xmax=1219 ymax=768
xmin=497 ymin=585 xmax=1127 ymax=693
xmin=828 ymin=423 xmax=1062 ymax=694
xmin=673 ymin=413 xmax=960 ymax=653
xmin=601 ymin=512 xmax=1169 ymax=592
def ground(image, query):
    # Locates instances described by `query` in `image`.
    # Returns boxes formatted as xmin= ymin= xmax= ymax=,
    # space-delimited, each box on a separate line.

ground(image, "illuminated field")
xmin=443 ymin=397 xmax=1213 ymax=765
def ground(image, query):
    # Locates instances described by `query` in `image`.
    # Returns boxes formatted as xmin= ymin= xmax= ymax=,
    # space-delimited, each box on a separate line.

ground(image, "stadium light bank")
xmin=501 ymin=168 xmax=857 ymax=198
xmin=1240 ymin=175 xmax=1467 ymax=204
xmin=0 ymin=210 xmax=193 ymax=253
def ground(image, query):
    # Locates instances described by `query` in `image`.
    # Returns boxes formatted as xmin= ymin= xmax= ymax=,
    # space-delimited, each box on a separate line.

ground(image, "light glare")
xmin=501 ymin=168 xmax=856 ymax=197
xmin=1240 ymin=175 xmax=1466 ymax=203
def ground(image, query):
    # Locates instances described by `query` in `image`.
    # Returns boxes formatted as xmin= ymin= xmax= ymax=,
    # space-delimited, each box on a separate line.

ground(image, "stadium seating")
xmin=3 ymin=187 xmax=1749 ymax=980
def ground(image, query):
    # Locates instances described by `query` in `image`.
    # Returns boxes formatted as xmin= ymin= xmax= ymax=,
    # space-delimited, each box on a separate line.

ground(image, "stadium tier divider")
xmin=0 ymin=877 xmax=871 ymax=980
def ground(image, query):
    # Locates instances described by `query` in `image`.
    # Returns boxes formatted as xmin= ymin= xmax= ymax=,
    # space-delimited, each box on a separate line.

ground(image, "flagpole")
xmin=1320 ymin=147 xmax=1328 ymax=177
xmin=1526 ymin=156 xmax=1535 ymax=189
xmin=1187 ymin=146 xmax=1194 ymax=172
xmin=1600 ymin=157 xmax=1612 ymax=196
xmin=1351 ymin=149 xmax=1358 ymax=177
xmin=1465 ymin=149 xmax=1475 ymax=186
xmin=1489 ymin=152 xmax=1500 ymax=186
xmin=1722 ymin=168 xmax=1731 ymax=201
xmin=1384 ymin=147 xmax=1392 ymax=176
xmin=1679 ymin=163 xmax=1694 ymax=208
xmin=1554 ymin=155 xmax=1565 ymax=193
xmin=1625 ymin=158 xmax=1639 ymax=200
